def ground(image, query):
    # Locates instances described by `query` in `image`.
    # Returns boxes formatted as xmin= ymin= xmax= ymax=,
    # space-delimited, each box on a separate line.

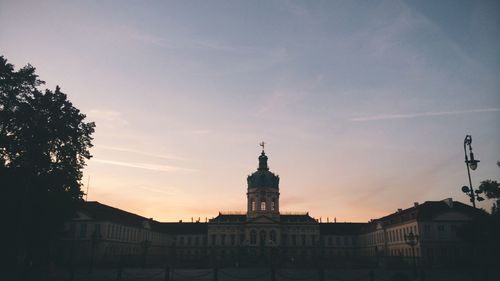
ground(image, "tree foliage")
xmin=0 ymin=56 xmax=95 ymax=270
xmin=477 ymin=161 xmax=500 ymax=215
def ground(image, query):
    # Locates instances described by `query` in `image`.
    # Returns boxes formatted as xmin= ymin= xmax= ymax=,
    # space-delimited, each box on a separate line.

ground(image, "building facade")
xmin=60 ymin=149 xmax=484 ymax=267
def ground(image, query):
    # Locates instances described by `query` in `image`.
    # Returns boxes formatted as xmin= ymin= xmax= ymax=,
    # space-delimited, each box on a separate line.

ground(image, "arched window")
xmin=250 ymin=230 xmax=257 ymax=245
xmin=251 ymin=199 xmax=256 ymax=211
xmin=260 ymin=199 xmax=266 ymax=211
xmin=260 ymin=230 xmax=267 ymax=246
xmin=271 ymin=199 xmax=276 ymax=211
xmin=270 ymin=230 xmax=277 ymax=244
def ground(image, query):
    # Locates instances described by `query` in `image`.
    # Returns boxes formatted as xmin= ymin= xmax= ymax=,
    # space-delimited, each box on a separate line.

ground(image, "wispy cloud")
xmin=350 ymin=108 xmax=500 ymax=122
xmin=87 ymin=109 xmax=128 ymax=127
xmin=178 ymin=129 xmax=212 ymax=135
xmin=124 ymin=29 xmax=290 ymax=76
xmin=128 ymin=33 xmax=175 ymax=48
xmin=134 ymin=185 xmax=178 ymax=195
xmin=128 ymin=30 xmax=288 ymax=57
xmin=257 ymin=74 xmax=324 ymax=116
xmin=97 ymin=145 xmax=187 ymax=161
xmin=92 ymin=159 xmax=196 ymax=172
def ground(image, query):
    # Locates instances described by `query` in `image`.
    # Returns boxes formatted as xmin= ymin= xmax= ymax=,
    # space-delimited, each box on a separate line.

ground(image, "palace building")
xmin=60 ymin=148 xmax=485 ymax=267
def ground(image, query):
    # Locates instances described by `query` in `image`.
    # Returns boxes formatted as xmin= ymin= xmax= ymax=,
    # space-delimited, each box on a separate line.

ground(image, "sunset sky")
xmin=1 ymin=0 xmax=499 ymax=222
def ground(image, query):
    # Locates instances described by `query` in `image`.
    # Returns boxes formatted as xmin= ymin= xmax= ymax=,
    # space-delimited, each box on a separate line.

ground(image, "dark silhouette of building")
xmin=60 ymin=149 xmax=485 ymax=267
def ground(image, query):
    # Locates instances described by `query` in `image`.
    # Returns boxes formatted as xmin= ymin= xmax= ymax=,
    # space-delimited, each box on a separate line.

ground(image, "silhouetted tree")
xmin=0 ymin=56 xmax=95 ymax=277
xmin=457 ymin=161 xmax=500 ymax=278
xmin=477 ymin=161 xmax=500 ymax=215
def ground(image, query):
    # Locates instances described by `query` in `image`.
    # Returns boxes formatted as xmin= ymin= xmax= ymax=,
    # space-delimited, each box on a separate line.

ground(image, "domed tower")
xmin=246 ymin=144 xmax=280 ymax=220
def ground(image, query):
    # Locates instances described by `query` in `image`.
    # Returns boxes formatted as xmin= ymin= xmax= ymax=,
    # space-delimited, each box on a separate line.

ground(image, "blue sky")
xmin=1 ymin=0 xmax=499 ymax=221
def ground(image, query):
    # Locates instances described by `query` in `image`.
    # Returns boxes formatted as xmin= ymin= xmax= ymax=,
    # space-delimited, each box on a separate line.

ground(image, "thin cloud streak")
xmin=93 ymin=159 xmax=197 ymax=173
xmin=134 ymin=185 xmax=179 ymax=195
xmin=97 ymin=145 xmax=187 ymax=161
xmin=178 ymin=129 xmax=212 ymax=135
xmin=350 ymin=108 xmax=500 ymax=122
xmin=88 ymin=109 xmax=127 ymax=123
xmin=128 ymin=31 xmax=288 ymax=57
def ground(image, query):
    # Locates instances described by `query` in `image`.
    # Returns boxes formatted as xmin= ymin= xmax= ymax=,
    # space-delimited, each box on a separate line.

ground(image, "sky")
xmin=1 ymin=0 xmax=499 ymax=222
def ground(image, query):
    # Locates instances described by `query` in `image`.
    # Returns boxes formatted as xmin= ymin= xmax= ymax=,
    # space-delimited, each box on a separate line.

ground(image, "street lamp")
xmin=461 ymin=135 xmax=484 ymax=208
xmin=404 ymin=232 xmax=419 ymax=275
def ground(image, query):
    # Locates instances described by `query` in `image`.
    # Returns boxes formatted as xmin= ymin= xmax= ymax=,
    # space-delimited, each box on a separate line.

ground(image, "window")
xmin=344 ymin=236 xmax=349 ymax=246
xmin=292 ymin=235 xmax=297 ymax=246
xmin=69 ymin=223 xmax=76 ymax=238
xmin=282 ymin=234 xmax=288 ymax=245
xmin=221 ymin=234 xmax=226 ymax=246
xmin=328 ymin=237 xmax=332 ymax=246
xmin=301 ymin=234 xmax=306 ymax=246
xmin=79 ymin=223 xmax=87 ymax=238
xmin=211 ymin=234 xmax=216 ymax=246
xmin=441 ymin=247 xmax=448 ymax=257
xmin=336 ymin=237 xmax=340 ymax=246
xmin=195 ymin=237 xmax=199 ymax=245
xmin=424 ymin=225 xmax=431 ymax=232
xmin=251 ymin=199 xmax=256 ymax=211
xmin=270 ymin=230 xmax=277 ymax=243
xmin=271 ymin=199 xmax=275 ymax=211
xmin=250 ymin=230 xmax=257 ymax=245
xmin=230 ymin=234 xmax=235 ymax=245
xmin=450 ymin=225 xmax=457 ymax=236
xmin=180 ymin=236 xmax=185 ymax=245
xmin=260 ymin=200 xmax=266 ymax=211
xmin=438 ymin=225 xmax=444 ymax=232
xmin=260 ymin=230 xmax=267 ymax=246
xmin=187 ymin=236 xmax=192 ymax=245
xmin=240 ymin=234 xmax=245 ymax=244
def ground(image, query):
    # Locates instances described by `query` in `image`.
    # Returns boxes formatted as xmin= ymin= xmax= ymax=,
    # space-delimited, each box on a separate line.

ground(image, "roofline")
xmin=83 ymin=201 xmax=154 ymax=222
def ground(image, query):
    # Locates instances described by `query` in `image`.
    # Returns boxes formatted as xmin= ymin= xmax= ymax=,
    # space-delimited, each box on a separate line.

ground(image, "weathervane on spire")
xmin=260 ymin=141 xmax=266 ymax=152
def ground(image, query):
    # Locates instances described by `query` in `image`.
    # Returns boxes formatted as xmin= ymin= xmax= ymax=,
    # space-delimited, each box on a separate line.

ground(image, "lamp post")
xmin=461 ymin=135 xmax=484 ymax=208
xmin=404 ymin=232 xmax=419 ymax=275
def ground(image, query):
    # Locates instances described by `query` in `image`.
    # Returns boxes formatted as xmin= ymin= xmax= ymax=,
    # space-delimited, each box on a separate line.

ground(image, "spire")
xmin=258 ymin=141 xmax=269 ymax=170
xmin=258 ymin=151 xmax=269 ymax=171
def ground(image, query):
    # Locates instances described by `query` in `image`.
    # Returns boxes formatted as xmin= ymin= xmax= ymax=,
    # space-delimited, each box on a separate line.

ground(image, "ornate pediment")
xmin=247 ymin=215 xmax=280 ymax=224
